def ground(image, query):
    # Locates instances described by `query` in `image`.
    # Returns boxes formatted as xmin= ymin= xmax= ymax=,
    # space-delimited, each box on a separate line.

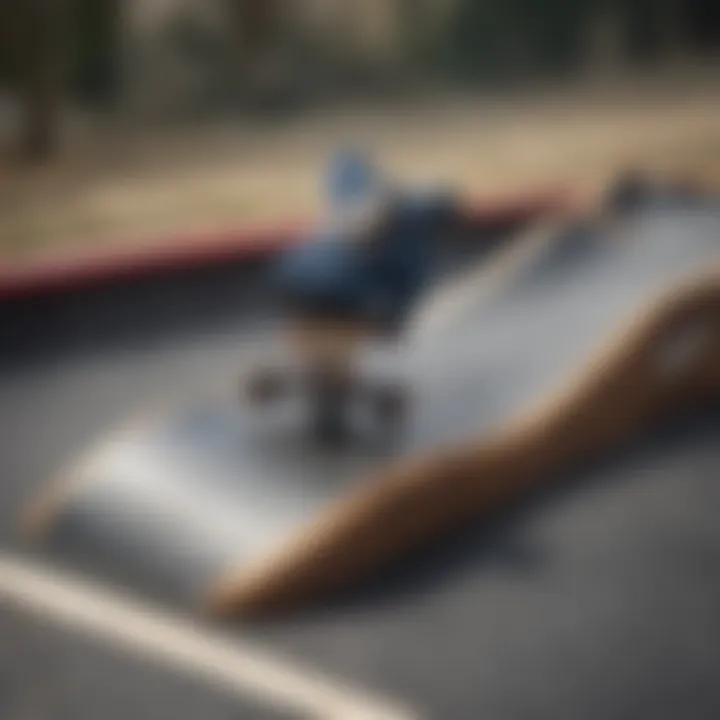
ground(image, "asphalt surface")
xmin=0 ymin=604 xmax=289 ymax=720
xmin=2 ymin=203 xmax=720 ymax=719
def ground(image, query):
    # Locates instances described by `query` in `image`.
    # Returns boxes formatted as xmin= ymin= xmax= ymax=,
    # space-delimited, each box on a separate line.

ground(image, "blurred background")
xmin=1 ymin=0 xmax=719 ymax=258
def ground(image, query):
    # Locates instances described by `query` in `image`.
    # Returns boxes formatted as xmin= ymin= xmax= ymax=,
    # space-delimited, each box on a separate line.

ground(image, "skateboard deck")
xmin=26 ymin=202 xmax=720 ymax=614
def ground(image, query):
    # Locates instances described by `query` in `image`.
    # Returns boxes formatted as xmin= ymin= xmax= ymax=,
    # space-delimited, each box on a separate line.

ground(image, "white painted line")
xmin=411 ymin=220 xmax=562 ymax=343
xmin=0 ymin=554 xmax=417 ymax=720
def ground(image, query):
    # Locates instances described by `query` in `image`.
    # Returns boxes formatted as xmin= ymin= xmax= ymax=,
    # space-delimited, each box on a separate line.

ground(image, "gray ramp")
xmin=29 ymin=206 xmax=720 ymax=607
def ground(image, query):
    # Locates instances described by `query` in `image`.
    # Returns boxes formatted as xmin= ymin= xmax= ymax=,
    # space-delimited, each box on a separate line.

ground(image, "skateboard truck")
xmin=306 ymin=362 xmax=354 ymax=444
xmin=243 ymin=348 xmax=409 ymax=446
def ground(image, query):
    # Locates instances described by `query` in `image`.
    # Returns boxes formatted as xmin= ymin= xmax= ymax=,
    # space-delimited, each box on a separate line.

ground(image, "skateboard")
xmin=24 ymin=189 xmax=720 ymax=619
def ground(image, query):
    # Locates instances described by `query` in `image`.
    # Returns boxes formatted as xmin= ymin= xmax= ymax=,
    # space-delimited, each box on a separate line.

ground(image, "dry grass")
xmin=2 ymin=78 xmax=720 ymax=261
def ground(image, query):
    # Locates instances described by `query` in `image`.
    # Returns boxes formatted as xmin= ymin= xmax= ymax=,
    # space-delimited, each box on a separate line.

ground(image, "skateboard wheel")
xmin=373 ymin=384 xmax=409 ymax=425
xmin=243 ymin=367 xmax=288 ymax=405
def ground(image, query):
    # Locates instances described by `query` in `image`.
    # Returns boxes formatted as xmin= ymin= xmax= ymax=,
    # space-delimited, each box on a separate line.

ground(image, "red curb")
xmin=0 ymin=188 xmax=571 ymax=302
